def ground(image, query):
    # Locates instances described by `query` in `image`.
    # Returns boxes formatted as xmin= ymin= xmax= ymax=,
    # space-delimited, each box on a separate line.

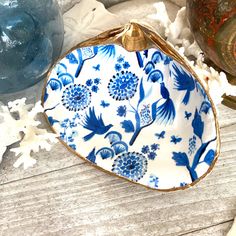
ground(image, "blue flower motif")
xmin=115 ymin=63 xmax=122 ymax=71
xmin=86 ymin=79 xmax=93 ymax=86
xmin=91 ymin=85 xmax=99 ymax=93
xmin=148 ymin=151 xmax=157 ymax=160
xmin=69 ymin=144 xmax=76 ymax=150
xmin=180 ymin=182 xmax=187 ymax=187
xmin=120 ymin=120 xmax=135 ymax=133
xmin=151 ymin=143 xmax=159 ymax=151
xmin=66 ymin=53 xmax=78 ymax=64
xmin=117 ymin=55 xmax=124 ymax=63
xmin=94 ymin=78 xmax=101 ymax=85
xmin=60 ymin=132 xmax=66 ymax=140
xmin=117 ymin=105 xmax=127 ymax=117
xmin=140 ymin=104 xmax=152 ymax=126
xmin=148 ymin=175 xmax=159 ymax=188
xmin=108 ymin=71 xmax=139 ymax=101
xmin=141 ymin=145 xmax=149 ymax=154
xmin=68 ymin=136 xmax=74 ymax=143
xmin=62 ymin=84 xmax=91 ymax=111
xmin=112 ymin=152 xmax=148 ymax=182
xmin=123 ymin=61 xmax=130 ymax=69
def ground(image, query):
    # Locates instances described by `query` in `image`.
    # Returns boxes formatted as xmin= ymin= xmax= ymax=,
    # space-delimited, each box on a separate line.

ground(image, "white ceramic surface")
xmin=43 ymin=43 xmax=218 ymax=190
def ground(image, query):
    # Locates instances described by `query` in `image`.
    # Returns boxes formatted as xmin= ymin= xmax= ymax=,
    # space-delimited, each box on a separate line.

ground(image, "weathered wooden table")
xmin=0 ymin=1 xmax=235 ymax=235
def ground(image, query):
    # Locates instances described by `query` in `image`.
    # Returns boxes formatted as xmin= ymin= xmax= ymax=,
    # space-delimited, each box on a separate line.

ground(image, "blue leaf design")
xmin=66 ymin=53 xmax=78 ymax=64
xmin=172 ymin=152 xmax=190 ymax=167
xmin=112 ymin=141 xmax=128 ymax=155
xmin=191 ymin=137 xmax=216 ymax=170
xmin=138 ymin=79 xmax=145 ymax=105
xmin=121 ymin=120 xmax=135 ymax=133
xmin=99 ymin=45 xmax=115 ymax=58
xmin=87 ymin=148 xmax=96 ymax=163
xmin=105 ymin=131 xmax=122 ymax=144
xmin=204 ymin=149 xmax=215 ymax=165
xmin=58 ymin=73 xmax=74 ymax=86
xmin=147 ymin=70 xmax=164 ymax=83
xmin=55 ymin=63 xmax=67 ymax=75
xmin=200 ymin=101 xmax=211 ymax=114
xmin=151 ymin=51 xmax=163 ymax=64
xmin=96 ymin=147 xmax=114 ymax=159
xmin=192 ymin=109 xmax=204 ymax=140
xmin=48 ymin=78 xmax=62 ymax=91
xmin=144 ymin=62 xmax=154 ymax=74
xmin=136 ymin=51 xmax=144 ymax=68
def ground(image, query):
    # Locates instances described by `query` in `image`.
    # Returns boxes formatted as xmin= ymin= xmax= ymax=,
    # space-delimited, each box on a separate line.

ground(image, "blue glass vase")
xmin=0 ymin=0 xmax=64 ymax=94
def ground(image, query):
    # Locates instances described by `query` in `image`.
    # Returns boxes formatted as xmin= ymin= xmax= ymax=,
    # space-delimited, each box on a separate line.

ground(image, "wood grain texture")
xmin=182 ymin=221 xmax=233 ymax=236
xmin=0 ymin=104 xmax=235 ymax=236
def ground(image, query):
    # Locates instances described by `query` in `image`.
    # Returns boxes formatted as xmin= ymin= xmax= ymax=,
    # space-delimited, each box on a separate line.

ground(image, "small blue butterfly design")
xmin=93 ymin=64 xmax=100 ymax=71
xmin=100 ymin=100 xmax=110 ymax=108
xmin=184 ymin=111 xmax=192 ymax=120
xmin=170 ymin=135 xmax=182 ymax=144
xmin=155 ymin=131 xmax=165 ymax=139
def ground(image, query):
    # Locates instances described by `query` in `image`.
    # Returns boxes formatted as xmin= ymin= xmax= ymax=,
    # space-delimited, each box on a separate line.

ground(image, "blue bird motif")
xmin=172 ymin=63 xmax=195 ymax=105
xmin=82 ymin=107 xmax=113 ymax=141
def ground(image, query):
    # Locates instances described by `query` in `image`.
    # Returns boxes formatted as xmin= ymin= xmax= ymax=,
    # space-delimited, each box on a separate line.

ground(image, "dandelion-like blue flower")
xmin=108 ymin=71 xmax=139 ymax=101
xmin=117 ymin=105 xmax=127 ymax=117
xmin=112 ymin=152 xmax=148 ymax=182
xmin=141 ymin=145 xmax=150 ymax=154
xmin=148 ymin=152 xmax=157 ymax=160
xmin=62 ymin=84 xmax=91 ymax=111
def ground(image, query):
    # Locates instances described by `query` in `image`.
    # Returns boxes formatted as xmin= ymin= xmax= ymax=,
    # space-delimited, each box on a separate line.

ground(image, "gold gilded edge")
xmin=41 ymin=22 xmax=221 ymax=192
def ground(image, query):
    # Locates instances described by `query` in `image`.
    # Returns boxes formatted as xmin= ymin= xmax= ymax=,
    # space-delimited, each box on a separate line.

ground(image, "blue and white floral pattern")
xmin=108 ymin=71 xmax=139 ymax=101
xmin=43 ymin=43 xmax=218 ymax=191
xmin=112 ymin=152 xmax=148 ymax=182
xmin=62 ymin=84 xmax=91 ymax=112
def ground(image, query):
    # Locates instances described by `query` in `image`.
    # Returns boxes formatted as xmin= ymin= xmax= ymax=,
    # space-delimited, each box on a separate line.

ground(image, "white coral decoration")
xmin=191 ymin=55 xmax=236 ymax=104
xmin=0 ymin=98 xmax=57 ymax=169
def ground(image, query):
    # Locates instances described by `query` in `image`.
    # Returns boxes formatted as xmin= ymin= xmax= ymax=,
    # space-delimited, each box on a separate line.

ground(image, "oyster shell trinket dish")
xmin=42 ymin=23 xmax=220 ymax=191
